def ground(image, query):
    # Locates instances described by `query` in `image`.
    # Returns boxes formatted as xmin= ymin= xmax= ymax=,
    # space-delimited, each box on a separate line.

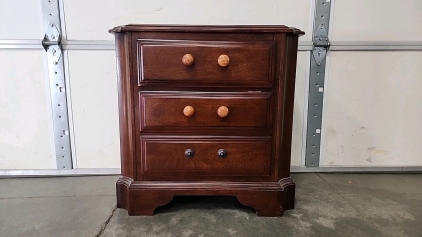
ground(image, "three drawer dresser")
xmin=110 ymin=24 xmax=304 ymax=216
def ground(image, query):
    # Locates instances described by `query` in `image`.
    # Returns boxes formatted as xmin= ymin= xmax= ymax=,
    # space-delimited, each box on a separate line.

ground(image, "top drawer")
xmin=137 ymin=40 xmax=275 ymax=87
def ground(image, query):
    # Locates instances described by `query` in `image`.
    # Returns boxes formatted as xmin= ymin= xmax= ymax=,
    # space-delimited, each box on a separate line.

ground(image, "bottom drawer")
xmin=139 ymin=137 xmax=271 ymax=181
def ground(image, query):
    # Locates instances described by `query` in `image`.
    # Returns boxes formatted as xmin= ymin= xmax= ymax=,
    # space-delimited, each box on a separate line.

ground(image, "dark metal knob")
xmin=185 ymin=149 xmax=194 ymax=158
xmin=217 ymin=149 xmax=227 ymax=158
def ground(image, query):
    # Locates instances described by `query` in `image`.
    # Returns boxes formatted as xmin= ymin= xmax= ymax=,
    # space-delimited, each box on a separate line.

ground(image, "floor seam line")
xmin=316 ymin=174 xmax=386 ymax=236
xmin=95 ymin=205 xmax=117 ymax=237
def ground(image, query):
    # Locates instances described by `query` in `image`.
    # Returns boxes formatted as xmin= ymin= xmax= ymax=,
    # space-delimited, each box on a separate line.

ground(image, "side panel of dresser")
xmin=114 ymin=32 xmax=137 ymax=209
xmin=114 ymin=33 xmax=136 ymax=180
xmin=272 ymin=34 xmax=300 ymax=182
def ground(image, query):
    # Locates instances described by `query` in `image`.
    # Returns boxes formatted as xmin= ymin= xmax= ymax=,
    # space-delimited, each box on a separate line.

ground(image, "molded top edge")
xmin=109 ymin=24 xmax=305 ymax=36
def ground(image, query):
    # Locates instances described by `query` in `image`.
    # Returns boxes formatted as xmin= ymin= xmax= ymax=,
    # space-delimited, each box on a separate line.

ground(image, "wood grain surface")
xmin=111 ymin=24 xmax=304 ymax=216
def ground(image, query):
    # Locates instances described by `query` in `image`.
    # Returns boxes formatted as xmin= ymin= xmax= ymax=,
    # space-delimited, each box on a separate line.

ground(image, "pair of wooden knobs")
xmin=182 ymin=54 xmax=230 ymax=67
xmin=183 ymin=106 xmax=229 ymax=118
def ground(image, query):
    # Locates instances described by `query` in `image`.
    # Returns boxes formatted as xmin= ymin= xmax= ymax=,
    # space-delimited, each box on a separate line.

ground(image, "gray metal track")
xmin=305 ymin=0 xmax=331 ymax=167
xmin=41 ymin=0 xmax=73 ymax=169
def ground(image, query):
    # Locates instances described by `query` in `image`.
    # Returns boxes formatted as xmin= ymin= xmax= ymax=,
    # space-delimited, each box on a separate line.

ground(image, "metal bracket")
xmin=313 ymin=24 xmax=330 ymax=48
xmin=45 ymin=45 xmax=62 ymax=67
xmin=41 ymin=0 xmax=73 ymax=170
xmin=312 ymin=25 xmax=330 ymax=66
xmin=305 ymin=0 xmax=332 ymax=167
xmin=42 ymin=22 xmax=61 ymax=50
xmin=312 ymin=47 xmax=327 ymax=66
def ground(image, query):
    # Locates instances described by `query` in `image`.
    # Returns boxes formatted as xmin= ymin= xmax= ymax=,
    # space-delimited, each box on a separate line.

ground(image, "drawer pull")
xmin=217 ymin=149 xmax=227 ymax=158
xmin=185 ymin=149 xmax=195 ymax=158
xmin=183 ymin=105 xmax=195 ymax=117
xmin=217 ymin=106 xmax=229 ymax=118
xmin=182 ymin=54 xmax=194 ymax=66
xmin=218 ymin=54 xmax=230 ymax=67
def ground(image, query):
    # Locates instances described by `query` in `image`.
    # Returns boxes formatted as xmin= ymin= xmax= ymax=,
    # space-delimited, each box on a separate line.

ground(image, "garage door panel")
xmin=321 ymin=51 xmax=422 ymax=167
xmin=0 ymin=1 xmax=44 ymax=39
xmin=331 ymin=0 xmax=422 ymax=41
xmin=63 ymin=0 xmax=312 ymax=41
xmin=67 ymin=50 xmax=120 ymax=169
xmin=291 ymin=51 xmax=310 ymax=167
xmin=0 ymin=50 xmax=55 ymax=169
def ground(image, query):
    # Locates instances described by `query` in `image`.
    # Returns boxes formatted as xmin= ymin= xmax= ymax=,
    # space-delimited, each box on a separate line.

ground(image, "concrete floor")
xmin=0 ymin=174 xmax=421 ymax=237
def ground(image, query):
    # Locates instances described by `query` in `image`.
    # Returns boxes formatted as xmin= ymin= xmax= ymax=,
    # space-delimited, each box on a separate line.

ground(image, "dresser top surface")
xmin=109 ymin=24 xmax=305 ymax=35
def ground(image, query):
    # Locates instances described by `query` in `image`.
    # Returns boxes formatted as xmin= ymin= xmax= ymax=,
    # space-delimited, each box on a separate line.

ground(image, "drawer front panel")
xmin=140 ymin=92 xmax=272 ymax=131
xmin=140 ymin=137 xmax=271 ymax=180
xmin=137 ymin=40 xmax=275 ymax=86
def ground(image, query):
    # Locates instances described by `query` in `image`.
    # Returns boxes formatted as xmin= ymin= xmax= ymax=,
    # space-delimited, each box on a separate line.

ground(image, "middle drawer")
xmin=139 ymin=92 xmax=273 ymax=132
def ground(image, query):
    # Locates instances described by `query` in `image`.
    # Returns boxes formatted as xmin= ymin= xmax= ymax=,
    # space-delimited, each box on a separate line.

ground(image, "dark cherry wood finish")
xmin=140 ymin=136 xmax=271 ymax=180
xmin=140 ymin=92 xmax=272 ymax=130
xmin=139 ymin=40 xmax=274 ymax=84
xmin=110 ymin=24 xmax=304 ymax=216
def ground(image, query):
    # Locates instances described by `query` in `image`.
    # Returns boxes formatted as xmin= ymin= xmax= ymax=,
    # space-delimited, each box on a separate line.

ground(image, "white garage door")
xmin=0 ymin=1 xmax=55 ymax=170
xmin=1 ymin=0 xmax=421 ymax=176
xmin=321 ymin=0 xmax=422 ymax=168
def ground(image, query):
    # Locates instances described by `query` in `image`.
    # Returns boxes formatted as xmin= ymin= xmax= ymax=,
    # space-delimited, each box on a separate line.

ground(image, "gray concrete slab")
xmin=318 ymin=174 xmax=422 ymax=195
xmin=0 ymin=196 xmax=115 ymax=237
xmin=0 ymin=176 xmax=118 ymax=198
xmin=101 ymin=174 xmax=383 ymax=237
xmin=0 ymin=174 xmax=421 ymax=237
xmin=319 ymin=174 xmax=422 ymax=237
xmin=0 ymin=175 xmax=118 ymax=237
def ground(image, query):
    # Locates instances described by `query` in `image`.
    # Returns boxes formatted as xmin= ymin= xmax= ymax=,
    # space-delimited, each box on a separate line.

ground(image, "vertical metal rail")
xmin=305 ymin=0 xmax=331 ymax=167
xmin=41 ymin=0 xmax=72 ymax=169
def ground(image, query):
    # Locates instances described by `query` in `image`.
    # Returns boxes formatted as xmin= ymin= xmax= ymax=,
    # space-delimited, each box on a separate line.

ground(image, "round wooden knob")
xmin=183 ymin=106 xmax=195 ymax=117
xmin=182 ymin=54 xmax=194 ymax=66
xmin=218 ymin=54 xmax=230 ymax=67
xmin=217 ymin=106 xmax=229 ymax=118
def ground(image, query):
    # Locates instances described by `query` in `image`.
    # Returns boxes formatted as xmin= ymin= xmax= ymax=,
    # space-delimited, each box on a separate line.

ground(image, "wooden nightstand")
xmin=110 ymin=24 xmax=304 ymax=216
